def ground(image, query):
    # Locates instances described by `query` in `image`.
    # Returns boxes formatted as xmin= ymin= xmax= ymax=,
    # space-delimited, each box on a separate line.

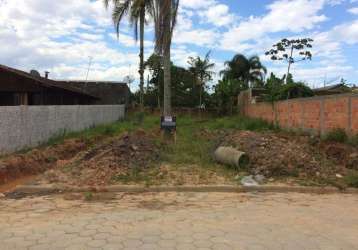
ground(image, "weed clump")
xmin=324 ymin=128 xmax=348 ymax=143
xmin=344 ymin=171 xmax=358 ymax=188
xmin=348 ymin=134 xmax=358 ymax=147
xmin=84 ymin=192 xmax=93 ymax=201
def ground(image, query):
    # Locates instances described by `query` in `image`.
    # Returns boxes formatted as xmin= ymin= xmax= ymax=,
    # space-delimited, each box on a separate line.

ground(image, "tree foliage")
xmin=220 ymin=54 xmax=267 ymax=88
xmin=187 ymin=51 xmax=215 ymax=108
xmin=143 ymin=53 xmax=199 ymax=108
xmin=104 ymin=0 xmax=153 ymax=109
xmin=212 ymin=79 xmax=242 ymax=114
xmin=265 ymin=38 xmax=313 ymax=82
xmin=264 ymin=73 xmax=314 ymax=101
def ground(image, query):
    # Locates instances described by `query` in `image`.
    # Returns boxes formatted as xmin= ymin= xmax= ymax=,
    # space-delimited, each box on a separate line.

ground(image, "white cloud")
xmin=174 ymin=29 xmax=219 ymax=47
xmin=198 ymin=4 xmax=237 ymax=27
xmin=76 ymin=33 xmax=104 ymax=41
xmin=0 ymin=0 xmax=143 ymax=83
xmin=348 ymin=7 xmax=358 ymax=15
xmin=0 ymin=0 xmax=357 ymax=87
xmin=330 ymin=20 xmax=358 ymax=44
xmin=180 ymin=0 xmax=216 ymax=9
xmin=220 ymin=0 xmax=328 ymax=51
xmin=181 ymin=0 xmax=237 ymax=28
xmin=109 ymin=32 xmax=153 ymax=47
xmin=173 ymin=7 xmax=220 ymax=47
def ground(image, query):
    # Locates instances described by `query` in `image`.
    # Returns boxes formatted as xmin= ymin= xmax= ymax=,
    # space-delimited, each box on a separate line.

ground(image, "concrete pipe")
xmin=214 ymin=146 xmax=249 ymax=168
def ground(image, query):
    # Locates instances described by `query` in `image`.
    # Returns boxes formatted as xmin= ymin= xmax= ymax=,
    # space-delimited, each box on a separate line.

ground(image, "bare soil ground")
xmin=221 ymin=130 xmax=358 ymax=185
xmin=0 ymin=138 xmax=88 ymax=186
xmin=0 ymin=115 xmax=357 ymax=190
xmin=41 ymin=130 xmax=160 ymax=186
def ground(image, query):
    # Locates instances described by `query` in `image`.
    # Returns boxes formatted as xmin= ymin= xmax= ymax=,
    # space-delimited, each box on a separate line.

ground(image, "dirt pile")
xmin=44 ymin=130 xmax=160 ymax=186
xmin=222 ymin=131 xmax=358 ymax=180
xmin=0 ymin=139 xmax=87 ymax=185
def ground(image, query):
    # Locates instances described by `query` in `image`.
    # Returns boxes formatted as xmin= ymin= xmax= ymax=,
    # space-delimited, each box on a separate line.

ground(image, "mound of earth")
xmin=42 ymin=130 xmax=160 ymax=186
xmin=0 ymin=139 xmax=88 ymax=185
xmin=222 ymin=131 xmax=358 ymax=180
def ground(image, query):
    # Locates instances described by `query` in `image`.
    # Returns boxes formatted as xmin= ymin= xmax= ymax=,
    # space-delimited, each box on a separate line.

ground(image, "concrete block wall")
xmin=0 ymin=105 xmax=125 ymax=154
xmin=242 ymin=93 xmax=358 ymax=136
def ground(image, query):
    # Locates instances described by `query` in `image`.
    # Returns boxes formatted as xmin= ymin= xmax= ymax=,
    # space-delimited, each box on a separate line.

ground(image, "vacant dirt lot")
xmin=1 ymin=114 xmax=357 ymax=190
xmin=222 ymin=130 xmax=358 ymax=181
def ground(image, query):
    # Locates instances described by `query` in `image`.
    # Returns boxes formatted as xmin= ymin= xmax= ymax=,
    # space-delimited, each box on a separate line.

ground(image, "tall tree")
xmin=152 ymin=0 xmax=180 ymax=116
xmin=104 ymin=0 xmax=153 ymax=109
xmin=213 ymin=79 xmax=242 ymax=115
xmin=265 ymin=38 xmax=313 ymax=83
xmin=220 ymin=54 xmax=267 ymax=88
xmin=145 ymin=53 xmax=163 ymax=108
xmin=145 ymin=53 xmax=199 ymax=108
xmin=188 ymin=51 xmax=215 ymax=108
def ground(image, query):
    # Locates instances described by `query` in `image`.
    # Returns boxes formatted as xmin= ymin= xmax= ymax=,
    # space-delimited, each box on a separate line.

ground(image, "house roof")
xmin=313 ymin=83 xmax=347 ymax=92
xmin=60 ymin=80 xmax=128 ymax=85
xmin=0 ymin=64 xmax=99 ymax=99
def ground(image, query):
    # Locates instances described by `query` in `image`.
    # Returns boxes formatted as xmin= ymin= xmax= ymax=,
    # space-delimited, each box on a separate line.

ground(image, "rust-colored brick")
xmin=241 ymin=93 xmax=358 ymax=136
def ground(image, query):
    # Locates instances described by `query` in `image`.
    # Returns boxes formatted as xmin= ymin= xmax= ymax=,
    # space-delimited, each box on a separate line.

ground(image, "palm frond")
xmin=152 ymin=0 xmax=179 ymax=54
xmin=112 ymin=0 xmax=132 ymax=38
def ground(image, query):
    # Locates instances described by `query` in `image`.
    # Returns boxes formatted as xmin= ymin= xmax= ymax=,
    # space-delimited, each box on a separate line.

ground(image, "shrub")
xmin=133 ymin=112 xmax=145 ymax=125
xmin=103 ymin=126 xmax=116 ymax=136
xmin=324 ymin=128 xmax=348 ymax=143
xmin=348 ymin=134 xmax=358 ymax=147
xmin=84 ymin=192 xmax=93 ymax=201
xmin=277 ymin=82 xmax=314 ymax=100
xmin=344 ymin=171 xmax=358 ymax=188
xmin=239 ymin=117 xmax=277 ymax=131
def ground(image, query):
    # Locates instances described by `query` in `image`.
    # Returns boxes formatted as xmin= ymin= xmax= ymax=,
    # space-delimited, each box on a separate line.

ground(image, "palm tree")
xmin=152 ymin=0 xmax=180 ymax=116
xmin=220 ymin=54 xmax=267 ymax=88
xmin=104 ymin=0 xmax=153 ymax=110
xmin=188 ymin=51 xmax=215 ymax=108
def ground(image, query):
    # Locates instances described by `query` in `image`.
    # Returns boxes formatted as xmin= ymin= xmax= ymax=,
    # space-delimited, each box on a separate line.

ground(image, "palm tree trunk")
xmin=162 ymin=4 xmax=172 ymax=117
xmin=157 ymin=84 xmax=161 ymax=110
xmin=139 ymin=8 xmax=145 ymax=111
xmin=163 ymin=46 xmax=171 ymax=116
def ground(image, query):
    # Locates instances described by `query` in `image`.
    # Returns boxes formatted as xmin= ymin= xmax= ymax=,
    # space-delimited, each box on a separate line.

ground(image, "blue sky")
xmin=1 ymin=0 xmax=358 ymax=90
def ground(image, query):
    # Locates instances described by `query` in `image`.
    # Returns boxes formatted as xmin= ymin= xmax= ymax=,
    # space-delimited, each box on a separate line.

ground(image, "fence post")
xmin=319 ymin=98 xmax=325 ymax=136
xmin=348 ymin=96 xmax=352 ymax=135
xmin=300 ymin=101 xmax=305 ymax=130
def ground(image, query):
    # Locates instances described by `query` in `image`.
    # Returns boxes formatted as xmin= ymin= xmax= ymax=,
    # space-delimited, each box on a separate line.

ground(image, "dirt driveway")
xmin=1 ymin=192 xmax=358 ymax=250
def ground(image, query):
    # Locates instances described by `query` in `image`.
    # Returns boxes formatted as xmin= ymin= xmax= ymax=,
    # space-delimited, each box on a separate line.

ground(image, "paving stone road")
xmin=0 ymin=191 xmax=358 ymax=250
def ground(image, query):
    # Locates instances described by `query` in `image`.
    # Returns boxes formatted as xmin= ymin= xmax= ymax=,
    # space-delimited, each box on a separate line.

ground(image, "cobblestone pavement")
xmin=0 ymin=192 xmax=358 ymax=250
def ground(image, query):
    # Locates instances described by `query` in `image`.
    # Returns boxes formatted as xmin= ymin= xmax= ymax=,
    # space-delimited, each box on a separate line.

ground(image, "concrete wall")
xmin=239 ymin=92 xmax=358 ymax=136
xmin=0 ymin=105 xmax=125 ymax=154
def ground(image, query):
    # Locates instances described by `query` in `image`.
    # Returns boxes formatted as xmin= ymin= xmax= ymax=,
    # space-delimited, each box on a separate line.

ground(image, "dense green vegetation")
xmin=134 ymin=52 xmax=317 ymax=115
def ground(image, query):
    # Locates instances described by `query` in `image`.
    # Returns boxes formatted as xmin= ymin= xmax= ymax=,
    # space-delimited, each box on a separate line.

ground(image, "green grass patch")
xmin=84 ymin=191 xmax=94 ymax=201
xmin=204 ymin=115 xmax=277 ymax=131
xmin=344 ymin=171 xmax=358 ymax=188
xmin=348 ymin=134 xmax=358 ymax=147
xmin=41 ymin=113 xmax=159 ymax=148
xmin=323 ymin=128 xmax=348 ymax=143
xmin=159 ymin=114 xmax=276 ymax=181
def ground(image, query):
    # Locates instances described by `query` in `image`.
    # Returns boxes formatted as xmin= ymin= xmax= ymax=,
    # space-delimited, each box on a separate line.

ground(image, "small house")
xmin=0 ymin=64 xmax=98 ymax=106
xmin=313 ymin=84 xmax=352 ymax=96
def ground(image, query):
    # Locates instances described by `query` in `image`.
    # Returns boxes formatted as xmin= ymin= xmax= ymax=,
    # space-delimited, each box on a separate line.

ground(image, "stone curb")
xmin=9 ymin=184 xmax=358 ymax=195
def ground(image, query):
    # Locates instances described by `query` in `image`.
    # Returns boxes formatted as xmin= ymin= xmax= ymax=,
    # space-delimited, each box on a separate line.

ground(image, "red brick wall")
xmin=352 ymin=98 xmax=358 ymax=133
xmin=241 ymin=93 xmax=358 ymax=135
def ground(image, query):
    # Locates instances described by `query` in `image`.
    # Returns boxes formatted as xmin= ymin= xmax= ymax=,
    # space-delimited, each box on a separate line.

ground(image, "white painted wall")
xmin=0 ymin=105 xmax=125 ymax=154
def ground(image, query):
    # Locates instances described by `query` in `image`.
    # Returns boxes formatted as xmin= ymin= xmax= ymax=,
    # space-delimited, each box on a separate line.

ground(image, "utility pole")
xmin=85 ymin=56 xmax=93 ymax=82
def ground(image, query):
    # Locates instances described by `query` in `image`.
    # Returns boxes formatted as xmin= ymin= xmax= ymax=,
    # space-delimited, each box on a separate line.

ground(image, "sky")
xmin=1 ymin=0 xmax=358 ymax=91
